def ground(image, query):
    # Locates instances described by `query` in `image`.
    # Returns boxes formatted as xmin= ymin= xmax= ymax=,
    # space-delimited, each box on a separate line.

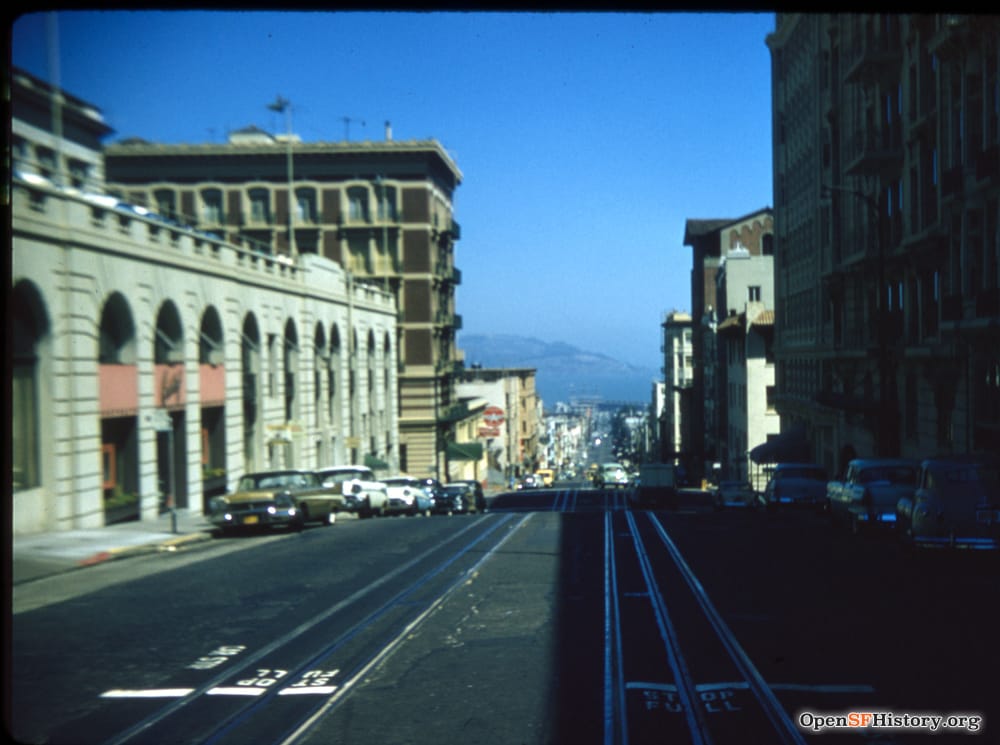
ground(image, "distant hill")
xmin=457 ymin=333 xmax=659 ymax=405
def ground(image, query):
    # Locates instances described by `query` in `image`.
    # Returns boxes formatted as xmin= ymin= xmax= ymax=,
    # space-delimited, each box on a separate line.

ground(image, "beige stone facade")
xmin=11 ymin=68 xmax=398 ymax=533
xmin=456 ymin=368 xmax=541 ymax=482
xmin=12 ymin=179 xmax=397 ymax=533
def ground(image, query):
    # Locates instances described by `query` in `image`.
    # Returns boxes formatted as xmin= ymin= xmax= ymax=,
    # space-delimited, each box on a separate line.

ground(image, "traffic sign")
xmin=483 ymin=406 xmax=505 ymax=428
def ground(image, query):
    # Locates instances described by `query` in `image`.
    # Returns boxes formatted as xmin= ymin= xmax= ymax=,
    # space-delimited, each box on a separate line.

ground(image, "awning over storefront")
xmin=446 ymin=441 xmax=485 ymax=461
xmin=364 ymin=454 xmax=389 ymax=470
xmin=749 ymin=424 xmax=810 ymax=464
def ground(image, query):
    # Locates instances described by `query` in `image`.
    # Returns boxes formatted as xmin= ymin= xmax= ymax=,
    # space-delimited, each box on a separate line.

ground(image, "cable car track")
xmin=604 ymin=509 xmax=807 ymax=745
xmin=97 ymin=512 xmax=529 ymax=745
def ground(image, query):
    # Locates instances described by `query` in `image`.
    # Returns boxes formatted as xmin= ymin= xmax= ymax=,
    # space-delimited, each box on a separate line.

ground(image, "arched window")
xmin=242 ymin=314 xmax=261 ymax=470
xmin=284 ymin=319 xmax=299 ymax=422
xmin=154 ymin=301 xmax=185 ymax=408
xmin=12 ymin=281 xmax=49 ymax=491
xmin=100 ymin=292 xmax=137 ymax=364
xmin=328 ymin=325 xmax=341 ymax=428
xmin=314 ymin=323 xmax=326 ymax=428
xmin=99 ymin=292 xmax=139 ymax=515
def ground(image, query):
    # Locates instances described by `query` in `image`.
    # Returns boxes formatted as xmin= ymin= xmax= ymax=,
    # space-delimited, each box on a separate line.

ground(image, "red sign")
xmin=483 ymin=406 xmax=505 ymax=428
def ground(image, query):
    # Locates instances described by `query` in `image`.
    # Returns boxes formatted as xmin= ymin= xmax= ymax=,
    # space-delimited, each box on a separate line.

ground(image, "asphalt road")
xmin=9 ymin=487 xmax=999 ymax=745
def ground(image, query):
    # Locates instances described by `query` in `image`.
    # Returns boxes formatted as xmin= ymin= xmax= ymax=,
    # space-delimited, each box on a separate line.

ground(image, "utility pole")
xmin=268 ymin=96 xmax=296 ymax=256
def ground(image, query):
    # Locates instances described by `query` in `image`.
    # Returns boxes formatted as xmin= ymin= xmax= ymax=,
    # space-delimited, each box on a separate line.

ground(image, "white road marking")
xmin=278 ymin=686 xmax=339 ymax=695
xmin=206 ymin=686 xmax=267 ymax=696
xmin=100 ymin=689 xmax=194 ymax=699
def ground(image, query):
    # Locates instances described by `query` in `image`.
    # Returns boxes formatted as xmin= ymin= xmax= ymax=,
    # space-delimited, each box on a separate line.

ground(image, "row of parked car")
xmin=712 ymin=453 xmax=1000 ymax=551
xmin=207 ymin=465 xmax=487 ymax=535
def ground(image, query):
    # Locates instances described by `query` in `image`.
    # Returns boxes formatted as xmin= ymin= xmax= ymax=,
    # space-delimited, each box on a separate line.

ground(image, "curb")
xmin=75 ymin=531 xmax=216 ymax=568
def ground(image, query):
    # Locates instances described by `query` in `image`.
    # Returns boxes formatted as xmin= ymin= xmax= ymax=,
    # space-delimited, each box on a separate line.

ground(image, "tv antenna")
xmin=341 ymin=116 xmax=366 ymax=141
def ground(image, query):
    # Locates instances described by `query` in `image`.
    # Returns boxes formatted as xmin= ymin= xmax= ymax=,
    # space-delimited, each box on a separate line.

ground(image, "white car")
xmin=595 ymin=462 xmax=629 ymax=488
xmin=381 ymin=476 xmax=433 ymax=516
xmin=314 ymin=465 xmax=388 ymax=517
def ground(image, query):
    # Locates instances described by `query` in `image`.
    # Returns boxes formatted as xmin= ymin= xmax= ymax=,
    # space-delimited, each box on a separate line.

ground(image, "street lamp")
xmin=267 ymin=96 xmax=296 ymax=257
xmin=822 ymin=183 xmax=898 ymax=456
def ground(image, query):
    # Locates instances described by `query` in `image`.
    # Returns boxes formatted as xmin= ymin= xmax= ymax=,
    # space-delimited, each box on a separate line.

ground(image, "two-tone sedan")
xmin=896 ymin=454 xmax=1000 ymax=550
xmin=209 ymin=470 xmax=342 ymax=535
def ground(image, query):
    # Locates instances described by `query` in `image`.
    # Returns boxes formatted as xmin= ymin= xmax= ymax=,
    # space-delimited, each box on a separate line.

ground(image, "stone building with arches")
xmin=11 ymin=69 xmax=398 ymax=534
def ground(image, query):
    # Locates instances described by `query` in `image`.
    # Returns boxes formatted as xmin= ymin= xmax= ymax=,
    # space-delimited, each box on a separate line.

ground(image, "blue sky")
xmin=11 ymin=10 xmax=775 ymax=370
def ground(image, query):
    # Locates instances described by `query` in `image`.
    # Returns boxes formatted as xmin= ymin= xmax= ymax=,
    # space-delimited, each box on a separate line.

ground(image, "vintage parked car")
xmin=381 ymin=476 xmax=434 ymax=516
xmin=314 ymin=465 xmax=389 ymax=517
xmin=447 ymin=480 xmax=487 ymax=513
xmin=826 ymin=458 xmax=919 ymax=534
xmin=439 ymin=482 xmax=478 ymax=514
xmin=895 ymin=454 xmax=1000 ymax=550
xmin=757 ymin=463 xmax=828 ymax=511
xmin=712 ymin=480 xmax=755 ymax=510
xmin=208 ymin=470 xmax=341 ymax=534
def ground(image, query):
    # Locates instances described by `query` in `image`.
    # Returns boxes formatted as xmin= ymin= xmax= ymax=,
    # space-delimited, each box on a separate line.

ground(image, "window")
xmin=155 ymin=190 xmax=177 ymax=221
xmin=68 ymin=159 xmax=90 ymax=190
xmin=377 ymin=185 xmax=397 ymax=220
xmin=748 ymin=286 xmax=762 ymax=302
xmin=202 ymin=189 xmax=223 ymax=224
xmin=348 ymin=187 xmax=369 ymax=222
xmin=250 ymin=189 xmax=271 ymax=223
xmin=36 ymin=146 xmax=56 ymax=179
xmin=12 ymin=360 xmax=39 ymax=490
xmin=296 ymin=189 xmax=316 ymax=222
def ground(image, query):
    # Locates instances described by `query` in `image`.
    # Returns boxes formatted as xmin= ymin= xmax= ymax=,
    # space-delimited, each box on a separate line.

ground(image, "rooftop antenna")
xmin=341 ymin=116 xmax=366 ymax=140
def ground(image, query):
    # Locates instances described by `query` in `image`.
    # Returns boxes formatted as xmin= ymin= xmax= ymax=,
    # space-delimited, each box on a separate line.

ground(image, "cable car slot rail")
xmin=604 ymin=509 xmax=808 ymax=745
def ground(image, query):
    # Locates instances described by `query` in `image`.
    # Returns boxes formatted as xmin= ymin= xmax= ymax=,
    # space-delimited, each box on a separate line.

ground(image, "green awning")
xmin=446 ymin=441 xmax=484 ymax=461
xmin=364 ymin=454 xmax=390 ymax=470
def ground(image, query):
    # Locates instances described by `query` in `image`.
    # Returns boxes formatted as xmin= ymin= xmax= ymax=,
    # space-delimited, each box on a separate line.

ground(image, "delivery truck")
xmin=633 ymin=463 xmax=678 ymax=509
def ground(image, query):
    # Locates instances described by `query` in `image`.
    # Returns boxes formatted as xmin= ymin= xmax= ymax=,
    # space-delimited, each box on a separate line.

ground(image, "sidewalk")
xmin=11 ymin=509 xmax=217 ymax=586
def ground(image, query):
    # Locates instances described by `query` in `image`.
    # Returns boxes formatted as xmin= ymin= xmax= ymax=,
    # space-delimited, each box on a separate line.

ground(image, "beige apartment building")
xmin=767 ymin=14 xmax=1000 ymax=474
xmin=456 ymin=367 xmax=541 ymax=483
xmin=659 ymin=311 xmax=693 ymax=462
xmin=101 ymin=125 xmax=467 ymax=479
xmin=681 ymin=209 xmax=775 ymax=480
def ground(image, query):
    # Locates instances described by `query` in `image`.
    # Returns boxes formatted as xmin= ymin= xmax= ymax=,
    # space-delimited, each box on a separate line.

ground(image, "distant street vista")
xmin=457 ymin=333 xmax=660 ymax=404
